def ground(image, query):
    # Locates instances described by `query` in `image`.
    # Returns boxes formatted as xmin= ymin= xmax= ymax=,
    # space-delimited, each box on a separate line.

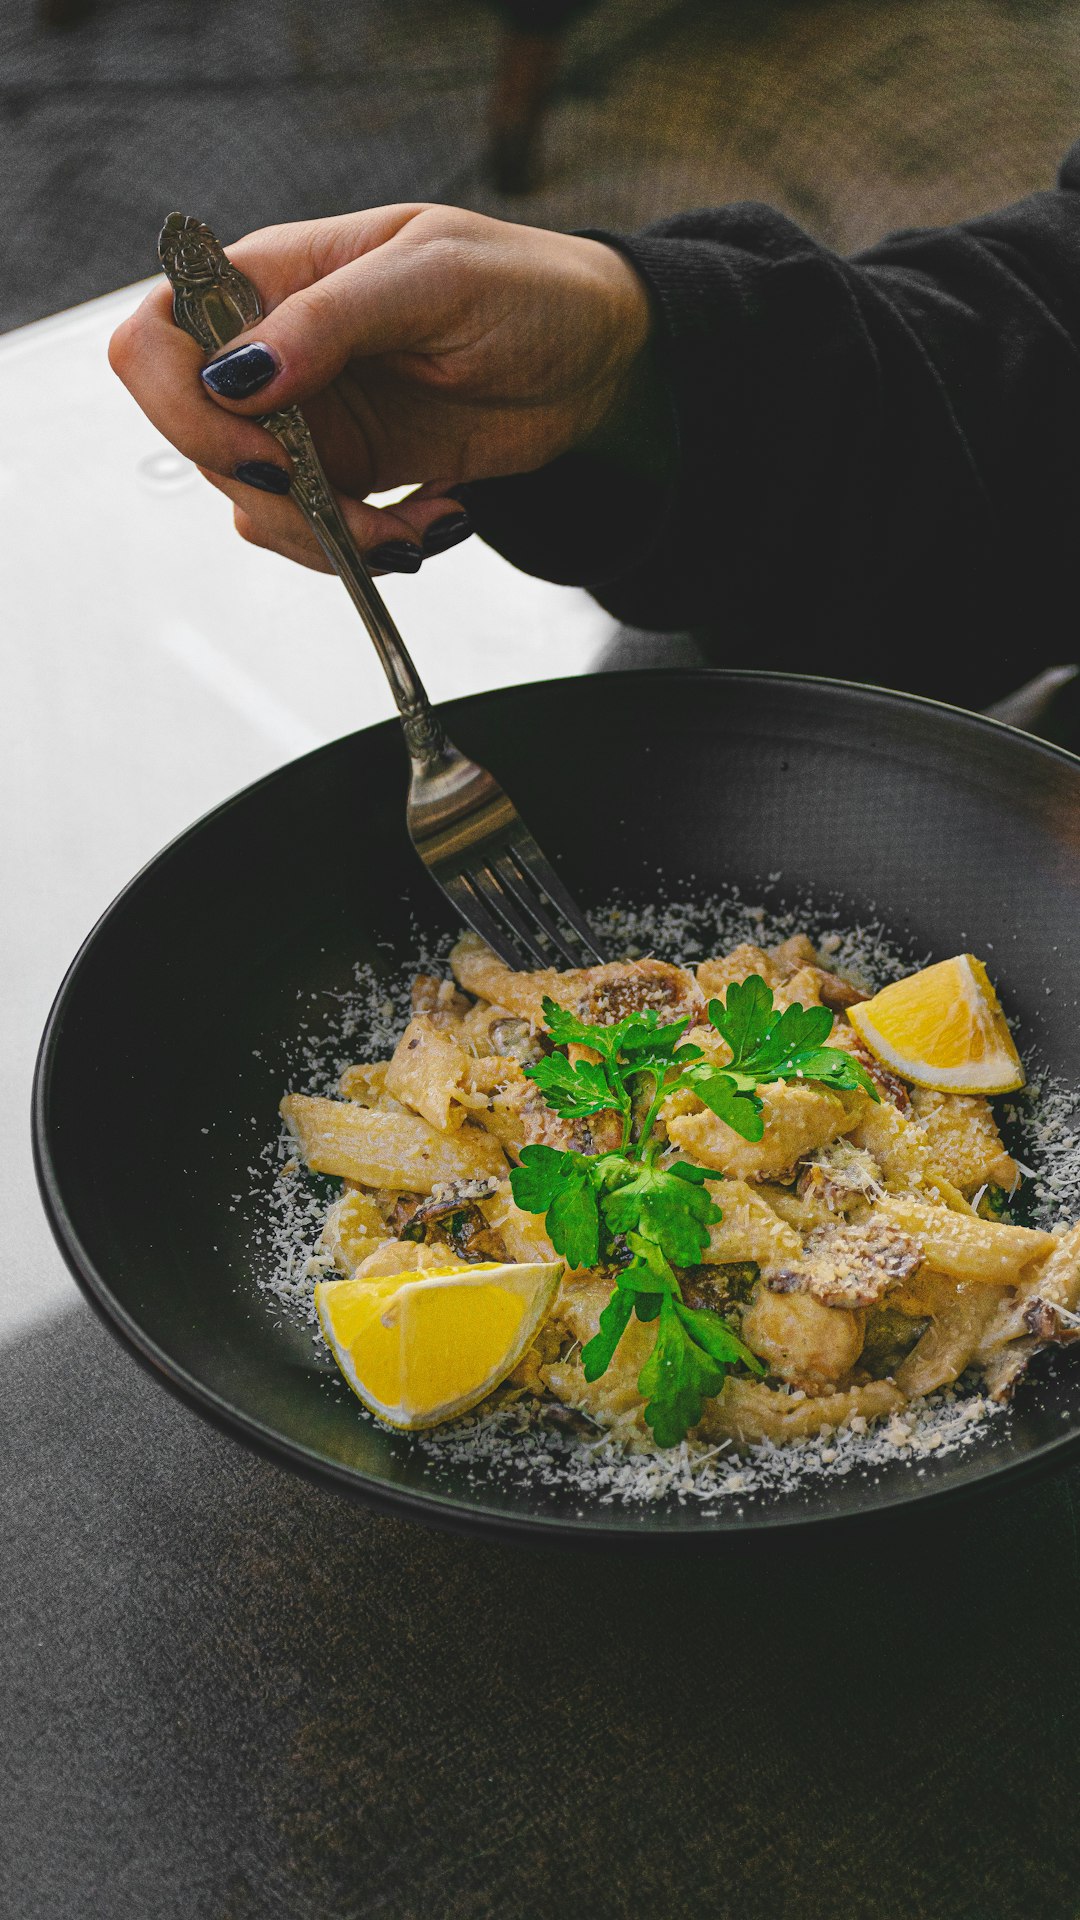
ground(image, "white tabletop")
xmin=1 ymin=282 xmax=620 ymax=1341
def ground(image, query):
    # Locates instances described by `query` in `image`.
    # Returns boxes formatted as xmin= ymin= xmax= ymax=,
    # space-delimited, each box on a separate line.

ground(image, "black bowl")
xmin=33 ymin=670 xmax=1080 ymax=1545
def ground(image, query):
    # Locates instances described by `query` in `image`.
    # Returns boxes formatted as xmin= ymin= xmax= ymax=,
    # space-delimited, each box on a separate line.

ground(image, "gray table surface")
xmin=7 ymin=1305 xmax=1080 ymax=1920
xmin=6 ymin=288 xmax=1080 ymax=1920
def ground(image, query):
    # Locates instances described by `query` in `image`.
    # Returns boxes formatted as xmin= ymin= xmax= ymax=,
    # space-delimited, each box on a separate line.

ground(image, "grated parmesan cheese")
xmin=239 ymin=889 xmax=1079 ymax=1511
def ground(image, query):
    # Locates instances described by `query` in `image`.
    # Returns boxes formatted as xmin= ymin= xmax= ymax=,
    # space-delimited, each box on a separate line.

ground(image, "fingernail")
xmin=422 ymin=510 xmax=472 ymax=557
xmin=201 ymin=342 xmax=279 ymax=399
xmin=234 ymin=460 xmax=292 ymax=495
xmin=367 ymin=541 xmax=423 ymax=574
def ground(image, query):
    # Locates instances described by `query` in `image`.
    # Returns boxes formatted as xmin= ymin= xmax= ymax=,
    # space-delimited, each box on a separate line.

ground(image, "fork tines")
xmin=440 ymin=830 xmax=605 ymax=973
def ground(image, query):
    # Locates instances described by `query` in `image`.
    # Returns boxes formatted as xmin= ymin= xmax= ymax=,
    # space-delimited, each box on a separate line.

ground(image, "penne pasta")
xmin=740 ymin=1283 xmax=865 ymax=1391
xmin=909 ymin=1088 xmax=1018 ymax=1195
xmin=701 ymin=1178 xmax=802 ymax=1266
xmin=281 ymin=1092 xmax=508 ymax=1190
xmin=318 ymin=1189 xmax=390 ymax=1274
xmin=894 ymin=1276 xmax=1009 ymax=1396
xmin=699 ymin=1377 xmax=904 ymax=1446
xmin=974 ymin=1223 xmax=1080 ymax=1361
xmin=666 ymin=1080 xmax=866 ymax=1180
xmin=876 ymin=1193 xmax=1056 ymax=1285
xmin=383 ymin=1015 xmax=477 ymax=1132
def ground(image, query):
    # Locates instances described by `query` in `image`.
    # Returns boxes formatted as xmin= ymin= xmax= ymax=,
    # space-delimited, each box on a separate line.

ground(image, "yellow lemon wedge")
xmin=847 ymin=954 xmax=1024 ymax=1094
xmin=314 ymin=1260 xmax=564 ymax=1430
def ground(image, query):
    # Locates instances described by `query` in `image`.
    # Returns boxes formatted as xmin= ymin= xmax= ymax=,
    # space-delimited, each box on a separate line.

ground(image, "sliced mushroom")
xmin=395 ymin=1179 xmax=507 ymax=1261
xmin=812 ymin=970 xmax=869 ymax=1013
xmin=1022 ymin=1296 xmax=1080 ymax=1342
xmin=768 ymin=1215 xmax=924 ymax=1309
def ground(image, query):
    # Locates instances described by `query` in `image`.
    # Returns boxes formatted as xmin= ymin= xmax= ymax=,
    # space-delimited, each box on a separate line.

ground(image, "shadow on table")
xmin=4 ymin=1302 xmax=1079 ymax=1920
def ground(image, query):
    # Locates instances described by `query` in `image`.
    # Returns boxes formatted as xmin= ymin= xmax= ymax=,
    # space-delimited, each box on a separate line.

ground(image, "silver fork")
xmin=157 ymin=212 xmax=605 ymax=973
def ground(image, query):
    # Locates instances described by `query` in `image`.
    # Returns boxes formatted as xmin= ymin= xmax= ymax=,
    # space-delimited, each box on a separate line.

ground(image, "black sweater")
xmin=464 ymin=143 xmax=1080 ymax=707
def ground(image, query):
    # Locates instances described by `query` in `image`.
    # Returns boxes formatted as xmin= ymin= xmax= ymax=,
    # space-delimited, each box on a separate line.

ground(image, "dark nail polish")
xmin=234 ymin=460 xmax=292 ymax=495
xmin=368 ymin=540 xmax=423 ymax=574
xmin=201 ymin=342 xmax=278 ymax=400
xmin=422 ymin=510 xmax=473 ymax=557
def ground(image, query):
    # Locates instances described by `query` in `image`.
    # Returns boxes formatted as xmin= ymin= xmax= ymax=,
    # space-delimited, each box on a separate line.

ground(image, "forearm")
xmin=463 ymin=151 xmax=1080 ymax=693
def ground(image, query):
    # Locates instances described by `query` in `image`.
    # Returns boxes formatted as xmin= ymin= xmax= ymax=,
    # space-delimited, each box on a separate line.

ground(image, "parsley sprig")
xmin=509 ymin=977 xmax=878 ymax=1447
xmin=707 ymin=975 xmax=879 ymax=1107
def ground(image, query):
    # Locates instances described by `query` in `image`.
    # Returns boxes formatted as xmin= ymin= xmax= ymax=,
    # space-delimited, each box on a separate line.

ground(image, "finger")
xmin=207 ymin=468 xmax=422 ymax=557
xmin=194 ymin=215 xmax=465 ymax=416
xmin=233 ymin=502 xmax=334 ymax=573
xmin=109 ymin=207 xmax=469 ymax=487
xmin=223 ymin=205 xmax=433 ymax=305
xmin=233 ymin=499 xmax=427 ymax=579
xmin=379 ymin=490 xmax=473 ymax=555
xmin=110 ymin=283 xmax=296 ymax=480
xmin=211 ymin=472 xmax=466 ymax=568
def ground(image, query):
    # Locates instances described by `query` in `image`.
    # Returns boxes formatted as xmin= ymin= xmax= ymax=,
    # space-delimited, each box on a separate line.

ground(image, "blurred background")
xmin=5 ymin=0 xmax=1080 ymax=334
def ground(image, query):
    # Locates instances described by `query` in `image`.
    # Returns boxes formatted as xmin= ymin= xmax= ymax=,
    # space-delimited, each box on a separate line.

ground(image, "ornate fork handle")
xmin=157 ymin=212 xmax=446 ymax=768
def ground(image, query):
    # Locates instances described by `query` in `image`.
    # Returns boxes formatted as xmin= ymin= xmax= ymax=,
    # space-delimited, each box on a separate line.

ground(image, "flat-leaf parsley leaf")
xmin=509 ymin=976 xmax=874 ymax=1445
xmin=709 ymin=979 xmax=879 ymax=1101
xmin=601 ymin=1162 xmax=717 ymax=1268
xmin=510 ymin=1144 xmax=603 ymax=1272
xmin=522 ymin=1051 xmax=618 ymax=1121
xmin=637 ymin=1295 xmax=729 ymax=1449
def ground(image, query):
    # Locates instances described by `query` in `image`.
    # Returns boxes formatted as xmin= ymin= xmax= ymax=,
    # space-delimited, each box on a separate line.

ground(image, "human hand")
xmin=109 ymin=205 xmax=652 ymax=573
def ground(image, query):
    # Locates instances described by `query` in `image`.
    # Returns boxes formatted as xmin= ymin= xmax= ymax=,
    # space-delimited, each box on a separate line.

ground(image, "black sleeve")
xmin=460 ymin=144 xmax=1080 ymax=704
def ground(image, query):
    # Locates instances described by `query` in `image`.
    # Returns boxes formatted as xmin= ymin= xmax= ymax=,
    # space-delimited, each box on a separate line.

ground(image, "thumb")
xmin=198 ymin=245 xmax=438 ymax=413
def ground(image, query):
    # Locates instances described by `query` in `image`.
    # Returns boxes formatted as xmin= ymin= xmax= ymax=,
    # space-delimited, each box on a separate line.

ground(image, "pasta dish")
xmin=280 ymin=930 xmax=1080 ymax=1454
